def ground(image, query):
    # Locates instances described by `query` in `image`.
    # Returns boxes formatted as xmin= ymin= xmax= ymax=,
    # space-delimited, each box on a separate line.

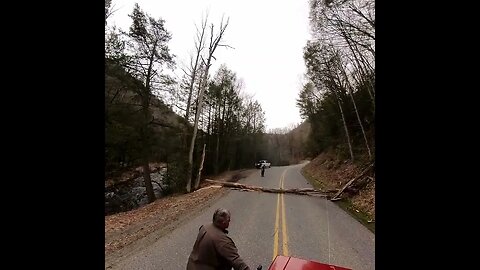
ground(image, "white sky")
xmin=107 ymin=0 xmax=312 ymax=131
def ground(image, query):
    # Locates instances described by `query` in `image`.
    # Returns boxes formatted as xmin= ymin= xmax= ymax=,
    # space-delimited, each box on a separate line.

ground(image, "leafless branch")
xmin=218 ymin=44 xmax=235 ymax=49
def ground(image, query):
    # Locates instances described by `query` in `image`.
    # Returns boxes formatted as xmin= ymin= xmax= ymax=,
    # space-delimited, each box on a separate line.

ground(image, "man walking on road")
xmin=186 ymin=208 xmax=252 ymax=270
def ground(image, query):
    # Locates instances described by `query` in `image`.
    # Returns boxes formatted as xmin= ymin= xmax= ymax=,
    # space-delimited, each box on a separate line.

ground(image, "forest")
xmin=104 ymin=0 xmax=374 ymax=215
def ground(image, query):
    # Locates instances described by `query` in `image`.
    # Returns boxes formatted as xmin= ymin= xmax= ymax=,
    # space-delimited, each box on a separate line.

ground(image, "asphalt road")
xmin=107 ymin=162 xmax=375 ymax=270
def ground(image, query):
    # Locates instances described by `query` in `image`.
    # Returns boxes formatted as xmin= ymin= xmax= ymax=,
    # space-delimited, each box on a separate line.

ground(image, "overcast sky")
xmin=107 ymin=0 xmax=312 ymax=131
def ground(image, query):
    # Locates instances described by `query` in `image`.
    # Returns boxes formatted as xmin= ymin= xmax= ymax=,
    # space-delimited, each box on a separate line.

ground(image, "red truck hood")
xmin=267 ymin=255 xmax=352 ymax=270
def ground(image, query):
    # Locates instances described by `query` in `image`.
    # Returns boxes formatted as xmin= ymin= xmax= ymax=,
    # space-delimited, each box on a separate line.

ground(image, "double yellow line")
xmin=273 ymin=168 xmax=289 ymax=260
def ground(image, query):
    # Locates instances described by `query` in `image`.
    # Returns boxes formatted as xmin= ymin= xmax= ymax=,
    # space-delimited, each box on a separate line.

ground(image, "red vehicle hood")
xmin=267 ymin=255 xmax=352 ymax=270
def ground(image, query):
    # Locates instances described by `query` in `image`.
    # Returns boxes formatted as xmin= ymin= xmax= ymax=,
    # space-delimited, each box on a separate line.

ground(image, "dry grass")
xmin=105 ymin=186 xmax=225 ymax=255
xmin=302 ymin=152 xmax=375 ymax=221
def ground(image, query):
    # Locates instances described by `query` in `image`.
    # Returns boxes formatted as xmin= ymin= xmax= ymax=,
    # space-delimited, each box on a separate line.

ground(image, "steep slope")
xmin=302 ymin=150 xmax=375 ymax=231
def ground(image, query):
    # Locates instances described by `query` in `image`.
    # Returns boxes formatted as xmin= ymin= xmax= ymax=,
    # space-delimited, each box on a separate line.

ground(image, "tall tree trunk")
xmin=215 ymin=123 xmax=220 ymax=174
xmin=215 ymin=103 xmax=220 ymax=174
xmin=187 ymin=18 xmax=229 ymax=192
xmin=219 ymin=95 xmax=227 ymax=170
xmin=337 ymin=57 xmax=372 ymax=159
xmin=187 ymin=72 xmax=207 ymax=192
xmin=141 ymin=45 xmax=157 ymax=203
xmin=185 ymin=17 xmax=207 ymax=121
xmin=142 ymin=163 xmax=155 ymax=202
xmin=348 ymin=84 xmax=372 ymax=159
xmin=140 ymin=107 xmax=155 ymax=202
xmin=327 ymin=59 xmax=356 ymax=162
xmin=194 ymin=143 xmax=206 ymax=189
xmin=331 ymin=86 xmax=354 ymax=161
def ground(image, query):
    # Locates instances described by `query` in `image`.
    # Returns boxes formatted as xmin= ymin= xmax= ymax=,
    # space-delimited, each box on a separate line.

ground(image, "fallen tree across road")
xmin=204 ymin=179 xmax=338 ymax=198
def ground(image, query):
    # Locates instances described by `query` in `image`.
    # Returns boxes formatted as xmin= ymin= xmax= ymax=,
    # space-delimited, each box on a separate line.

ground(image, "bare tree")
xmin=334 ymin=52 xmax=372 ymax=159
xmin=303 ymin=0 xmax=374 ymax=160
xmin=183 ymin=15 xmax=208 ymax=121
xmin=186 ymin=17 xmax=230 ymax=192
xmin=304 ymin=41 xmax=355 ymax=160
xmin=330 ymin=85 xmax=355 ymax=161
xmin=329 ymin=6 xmax=375 ymax=103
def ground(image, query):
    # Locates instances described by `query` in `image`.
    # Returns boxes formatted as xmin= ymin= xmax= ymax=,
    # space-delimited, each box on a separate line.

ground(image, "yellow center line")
xmin=273 ymin=193 xmax=280 ymax=261
xmin=273 ymin=169 xmax=289 ymax=259
xmin=281 ymin=170 xmax=289 ymax=256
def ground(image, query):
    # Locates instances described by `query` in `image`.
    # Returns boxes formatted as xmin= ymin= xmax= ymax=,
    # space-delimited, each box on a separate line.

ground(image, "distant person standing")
xmin=261 ymin=164 xmax=265 ymax=177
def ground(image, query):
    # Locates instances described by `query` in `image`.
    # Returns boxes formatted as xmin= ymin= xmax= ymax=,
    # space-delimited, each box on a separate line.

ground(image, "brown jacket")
xmin=186 ymin=223 xmax=250 ymax=270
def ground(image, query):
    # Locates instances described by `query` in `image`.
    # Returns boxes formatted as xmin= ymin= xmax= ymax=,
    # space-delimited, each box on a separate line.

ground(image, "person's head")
xmin=213 ymin=208 xmax=231 ymax=230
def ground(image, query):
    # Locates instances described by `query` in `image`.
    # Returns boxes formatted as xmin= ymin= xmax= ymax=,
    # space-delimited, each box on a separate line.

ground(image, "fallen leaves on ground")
xmin=105 ymin=186 xmax=224 ymax=255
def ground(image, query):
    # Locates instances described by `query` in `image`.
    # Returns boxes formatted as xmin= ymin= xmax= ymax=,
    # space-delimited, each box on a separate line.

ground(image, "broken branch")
xmin=332 ymin=162 xmax=374 ymax=200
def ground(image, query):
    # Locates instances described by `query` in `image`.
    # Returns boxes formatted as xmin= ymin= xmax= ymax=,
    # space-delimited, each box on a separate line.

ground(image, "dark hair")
xmin=213 ymin=208 xmax=231 ymax=225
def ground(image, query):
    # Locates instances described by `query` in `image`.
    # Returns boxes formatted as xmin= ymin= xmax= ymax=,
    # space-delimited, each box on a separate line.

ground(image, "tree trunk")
xmin=140 ymin=107 xmax=155 ymax=202
xmin=140 ymin=44 xmax=157 ymax=202
xmin=187 ymin=62 xmax=209 ymax=192
xmin=142 ymin=162 xmax=155 ymax=202
xmin=326 ymin=60 xmax=355 ymax=162
xmin=332 ymin=87 xmax=354 ymax=161
xmin=185 ymin=18 xmax=207 ymax=121
xmin=194 ymin=143 xmax=207 ymax=190
xmin=204 ymin=179 xmax=337 ymax=197
xmin=139 ymin=104 xmax=155 ymax=202
xmin=215 ymin=103 xmax=220 ymax=175
xmin=337 ymin=57 xmax=372 ymax=159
